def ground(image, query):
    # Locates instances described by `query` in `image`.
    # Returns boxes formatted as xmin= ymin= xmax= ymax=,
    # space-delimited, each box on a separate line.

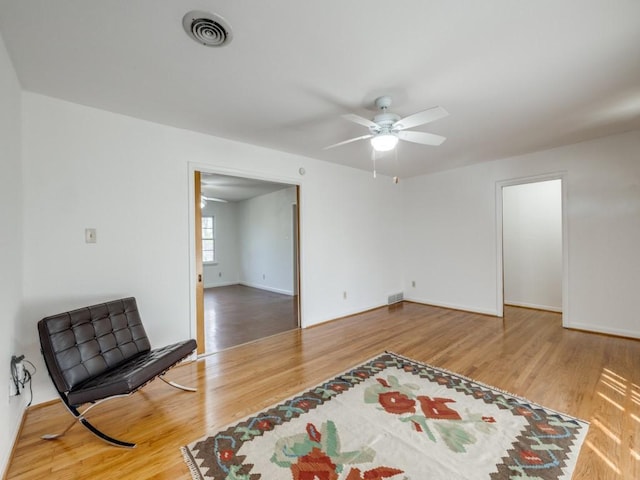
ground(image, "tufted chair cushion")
xmin=38 ymin=297 xmax=196 ymax=406
xmin=38 ymin=297 xmax=151 ymax=393
xmin=64 ymin=340 xmax=196 ymax=405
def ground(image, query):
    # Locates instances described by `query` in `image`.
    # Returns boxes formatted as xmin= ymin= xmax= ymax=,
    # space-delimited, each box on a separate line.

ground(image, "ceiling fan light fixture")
xmin=371 ymin=133 xmax=399 ymax=152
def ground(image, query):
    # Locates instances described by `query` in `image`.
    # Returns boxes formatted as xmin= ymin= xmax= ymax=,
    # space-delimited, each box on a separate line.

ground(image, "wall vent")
xmin=387 ymin=292 xmax=404 ymax=305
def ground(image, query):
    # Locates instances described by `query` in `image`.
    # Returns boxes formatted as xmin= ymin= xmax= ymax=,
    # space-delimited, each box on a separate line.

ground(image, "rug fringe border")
xmin=181 ymin=350 xmax=590 ymax=479
xmin=181 ymin=445 xmax=205 ymax=480
xmin=385 ymin=350 xmax=590 ymax=426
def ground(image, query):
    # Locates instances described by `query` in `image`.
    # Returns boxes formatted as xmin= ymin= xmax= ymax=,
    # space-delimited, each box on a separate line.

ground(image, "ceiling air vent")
xmin=183 ymin=11 xmax=233 ymax=47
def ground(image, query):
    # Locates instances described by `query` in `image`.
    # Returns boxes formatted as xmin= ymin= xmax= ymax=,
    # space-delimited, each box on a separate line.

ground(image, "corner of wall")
xmin=0 ymin=26 xmax=25 ymax=477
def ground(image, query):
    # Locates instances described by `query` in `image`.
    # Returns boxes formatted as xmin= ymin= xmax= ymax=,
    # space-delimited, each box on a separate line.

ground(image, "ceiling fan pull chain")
xmin=372 ymin=148 xmax=377 ymax=178
xmin=394 ymin=147 xmax=399 ymax=183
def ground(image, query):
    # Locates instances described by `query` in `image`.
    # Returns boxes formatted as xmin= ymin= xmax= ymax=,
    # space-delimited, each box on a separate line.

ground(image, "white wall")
xmin=237 ymin=187 xmax=297 ymax=295
xmin=0 ymin=32 xmax=24 ymax=476
xmin=402 ymin=165 xmax=498 ymax=314
xmin=503 ymin=180 xmax=562 ymax=311
xmin=11 ymin=74 xmax=639 ymax=472
xmin=201 ymin=187 xmax=298 ymax=294
xmin=20 ymin=92 xmax=404 ymax=405
xmin=402 ymin=130 xmax=640 ymax=338
xmin=202 ymin=201 xmax=240 ymax=288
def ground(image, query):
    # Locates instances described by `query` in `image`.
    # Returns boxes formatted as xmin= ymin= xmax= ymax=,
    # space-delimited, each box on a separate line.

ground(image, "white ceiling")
xmin=201 ymin=173 xmax=292 ymax=202
xmin=1 ymin=1 xmax=639 ymax=178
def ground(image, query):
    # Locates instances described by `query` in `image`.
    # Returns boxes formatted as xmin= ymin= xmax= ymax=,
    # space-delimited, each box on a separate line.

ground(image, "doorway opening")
xmin=496 ymin=174 xmax=568 ymax=325
xmin=193 ymin=171 xmax=300 ymax=355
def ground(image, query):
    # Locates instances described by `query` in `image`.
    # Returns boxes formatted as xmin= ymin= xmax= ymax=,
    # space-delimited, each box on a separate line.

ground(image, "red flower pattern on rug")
xmin=282 ymin=422 xmax=404 ymax=480
xmin=182 ymin=352 xmax=589 ymax=479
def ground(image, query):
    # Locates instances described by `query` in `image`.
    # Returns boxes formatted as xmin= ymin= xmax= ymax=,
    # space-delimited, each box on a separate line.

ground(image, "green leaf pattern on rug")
xmin=399 ymin=416 xmax=436 ymax=442
xmin=271 ymin=421 xmax=375 ymax=470
xmin=223 ymin=465 xmax=252 ymax=480
xmin=233 ymin=426 xmax=262 ymax=441
xmin=365 ymin=376 xmax=497 ymax=453
xmin=271 ymin=421 xmax=404 ymax=479
xmin=433 ymin=422 xmax=477 ymax=453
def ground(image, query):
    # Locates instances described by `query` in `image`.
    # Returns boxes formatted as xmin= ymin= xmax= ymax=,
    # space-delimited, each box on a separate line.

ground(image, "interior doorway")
xmin=194 ymin=171 xmax=301 ymax=355
xmin=496 ymin=174 xmax=568 ymax=324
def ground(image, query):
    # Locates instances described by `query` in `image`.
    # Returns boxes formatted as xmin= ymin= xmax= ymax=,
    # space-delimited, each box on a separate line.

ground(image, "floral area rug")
xmin=182 ymin=352 xmax=588 ymax=479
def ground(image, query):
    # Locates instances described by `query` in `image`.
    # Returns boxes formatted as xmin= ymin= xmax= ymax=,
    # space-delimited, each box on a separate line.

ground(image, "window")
xmin=202 ymin=215 xmax=215 ymax=263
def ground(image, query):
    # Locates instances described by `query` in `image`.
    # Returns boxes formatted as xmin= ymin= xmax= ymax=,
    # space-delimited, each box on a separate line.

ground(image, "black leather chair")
xmin=38 ymin=297 xmax=197 ymax=448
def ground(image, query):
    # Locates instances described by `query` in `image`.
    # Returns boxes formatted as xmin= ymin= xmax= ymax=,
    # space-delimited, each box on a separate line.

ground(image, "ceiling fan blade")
xmin=342 ymin=113 xmax=379 ymax=130
xmin=202 ymin=195 xmax=228 ymax=203
xmin=393 ymin=106 xmax=449 ymax=131
xmin=397 ymin=130 xmax=446 ymax=146
xmin=323 ymin=134 xmax=373 ymax=150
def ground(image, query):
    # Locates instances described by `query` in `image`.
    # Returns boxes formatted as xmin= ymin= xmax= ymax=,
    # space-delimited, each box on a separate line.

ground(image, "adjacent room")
xmin=197 ymin=173 xmax=300 ymax=353
xmin=1 ymin=2 xmax=639 ymax=479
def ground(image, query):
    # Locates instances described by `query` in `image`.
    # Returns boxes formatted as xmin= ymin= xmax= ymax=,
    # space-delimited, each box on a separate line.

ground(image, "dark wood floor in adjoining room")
xmin=204 ymin=284 xmax=298 ymax=353
xmin=6 ymin=304 xmax=640 ymax=479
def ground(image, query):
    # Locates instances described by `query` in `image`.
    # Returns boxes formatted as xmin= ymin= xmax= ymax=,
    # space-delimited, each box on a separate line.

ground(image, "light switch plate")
xmin=85 ymin=228 xmax=97 ymax=243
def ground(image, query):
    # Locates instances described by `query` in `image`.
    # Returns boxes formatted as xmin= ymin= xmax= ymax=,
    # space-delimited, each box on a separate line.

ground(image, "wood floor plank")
xmin=5 ymin=303 xmax=640 ymax=479
xmin=204 ymin=285 xmax=298 ymax=352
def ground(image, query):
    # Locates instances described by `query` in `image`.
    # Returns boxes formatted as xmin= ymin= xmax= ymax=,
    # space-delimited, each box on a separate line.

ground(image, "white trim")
xmin=567 ymin=322 xmax=640 ymax=340
xmin=495 ymin=172 xmax=569 ymax=325
xmin=405 ymin=296 xmax=498 ymax=317
xmin=504 ymin=302 xmax=562 ymax=313
xmin=203 ymin=280 xmax=237 ymax=289
xmin=239 ymin=281 xmax=294 ymax=296
xmin=2 ymin=402 xmax=27 ymax=478
xmin=189 ymin=162 xmax=301 ymax=186
xmin=495 ymin=183 xmax=504 ymax=318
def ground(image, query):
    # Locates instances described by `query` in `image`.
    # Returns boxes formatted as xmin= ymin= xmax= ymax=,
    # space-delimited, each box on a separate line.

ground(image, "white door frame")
xmin=495 ymin=172 xmax=569 ymax=326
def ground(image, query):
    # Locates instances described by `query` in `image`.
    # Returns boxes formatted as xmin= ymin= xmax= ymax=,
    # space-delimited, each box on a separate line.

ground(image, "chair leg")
xmin=78 ymin=416 xmax=136 ymax=448
xmin=159 ymin=374 xmax=197 ymax=392
xmin=42 ymin=394 xmax=136 ymax=448
xmin=43 ymin=372 xmax=194 ymax=448
xmin=41 ymin=418 xmax=77 ymax=440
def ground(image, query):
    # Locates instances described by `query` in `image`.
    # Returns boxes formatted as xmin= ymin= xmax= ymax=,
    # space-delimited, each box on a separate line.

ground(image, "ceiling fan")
xmin=200 ymin=195 xmax=228 ymax=208
xmin=325 ymin=96 xmax=449 ymax=152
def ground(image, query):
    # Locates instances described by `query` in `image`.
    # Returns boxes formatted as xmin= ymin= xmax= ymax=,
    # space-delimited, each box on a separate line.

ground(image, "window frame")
xmin=201 ymin=215 xmax=216 ymax=264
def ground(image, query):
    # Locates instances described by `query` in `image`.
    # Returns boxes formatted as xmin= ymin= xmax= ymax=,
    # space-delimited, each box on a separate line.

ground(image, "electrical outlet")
xmin=343 ymin=291 xmax=347 ymax=300
xmin=15 ymin=361 xmax=25 ymax=383
xmin=412 ymin=280 xmax=416 ymax=287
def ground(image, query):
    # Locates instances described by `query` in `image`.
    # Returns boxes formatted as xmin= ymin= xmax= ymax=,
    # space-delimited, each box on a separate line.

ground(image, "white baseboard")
xmin=203 ymin=280 xmax=238 ymax=289
xmin=239 ymin=282 xmax=294 ymax=296
xmin=564 ymin=322 xmax=640 ymax=340
xmin=505 ymin=301 xmax=562 ymax=313
xmin=301 ymin=303 xmax=387 ymax=328
xmin=1 ymin=400 xmax=27 ymax=478
xmin=404 ymin=297 xmax=498 ymax=317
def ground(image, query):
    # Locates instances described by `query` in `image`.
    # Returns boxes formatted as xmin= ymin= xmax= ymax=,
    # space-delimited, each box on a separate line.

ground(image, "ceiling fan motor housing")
xmin=371 ymin=112 xmax=401 ymax=133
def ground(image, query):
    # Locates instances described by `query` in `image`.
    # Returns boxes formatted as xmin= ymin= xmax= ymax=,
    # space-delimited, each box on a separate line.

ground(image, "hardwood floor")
xmin=5 ymin=303 xmax=639 ymax=479
xmin=204 ymin=285 xmax=299 ymax=353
